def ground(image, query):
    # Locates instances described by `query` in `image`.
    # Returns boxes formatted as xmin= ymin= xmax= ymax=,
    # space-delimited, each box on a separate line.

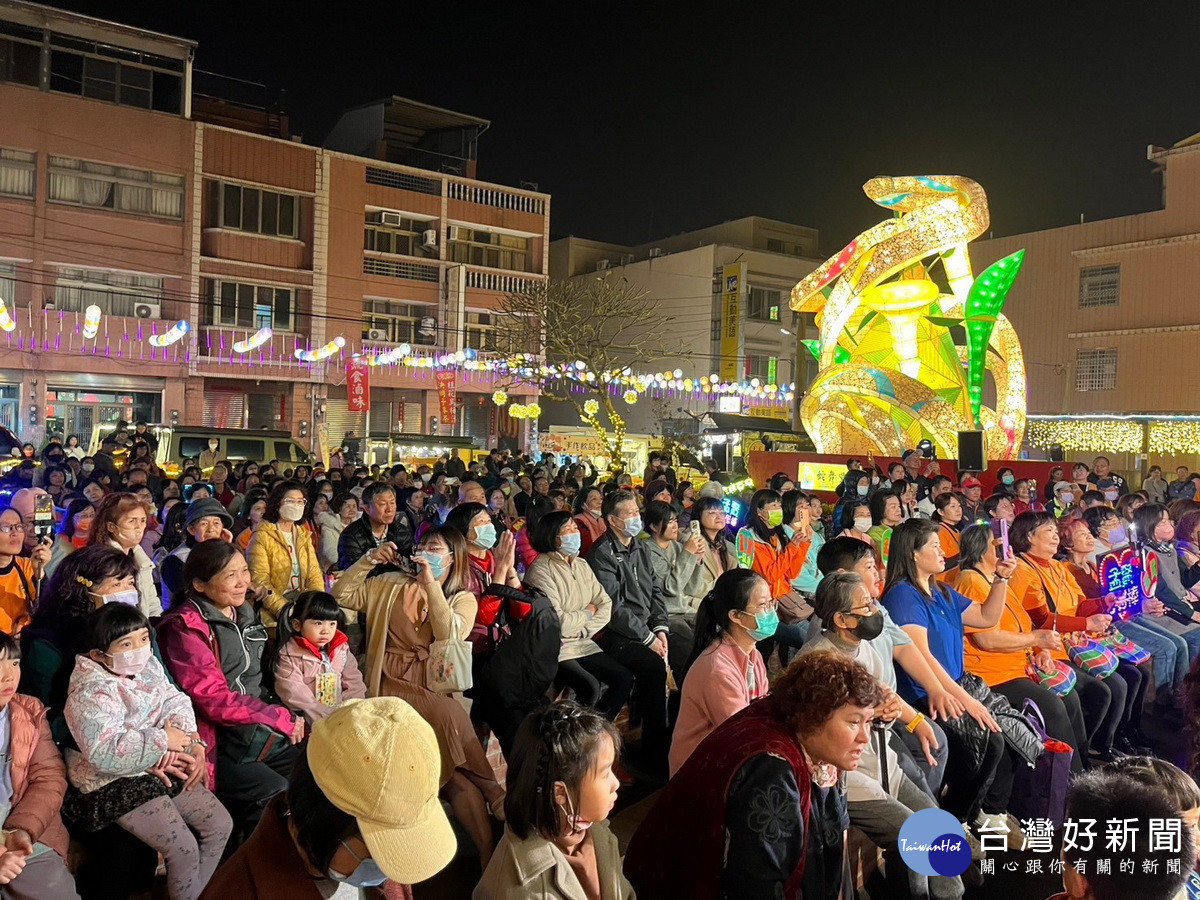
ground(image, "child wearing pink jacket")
xmin=272 ymin=591 xmax=366 ymax=723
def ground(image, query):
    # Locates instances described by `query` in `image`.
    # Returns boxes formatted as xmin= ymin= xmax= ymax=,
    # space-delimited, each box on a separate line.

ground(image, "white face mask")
xmin=279 ymin=502 xmax=305 ymax=522
xmin=853 ymin=517 xmax=872 ymax=532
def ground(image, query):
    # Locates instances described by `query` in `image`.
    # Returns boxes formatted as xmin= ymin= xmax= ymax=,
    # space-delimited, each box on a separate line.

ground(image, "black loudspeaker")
xmin=957 ymin=431 xmax=987 ymax=473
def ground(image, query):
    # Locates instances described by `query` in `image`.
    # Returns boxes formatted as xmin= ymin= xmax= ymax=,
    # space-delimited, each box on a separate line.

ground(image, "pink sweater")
xmin=668 ymin=635 xmax=768 ymax=777
xmin=273 ymin=633 xmax=367 ymax=724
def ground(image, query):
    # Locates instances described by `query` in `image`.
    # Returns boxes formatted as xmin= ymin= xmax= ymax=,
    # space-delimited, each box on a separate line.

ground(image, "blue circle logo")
xmin=898 ymin=808 xmax=970 ymax=877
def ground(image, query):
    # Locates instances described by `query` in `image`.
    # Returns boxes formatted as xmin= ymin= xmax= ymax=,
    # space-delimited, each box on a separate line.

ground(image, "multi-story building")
xmin=0 ymin=0 xmax=549 ymax=457
xmin=548 ymin=218 xmax=820 ymax=439
xmin=971 ymin=132 xmax=1200 ymax=468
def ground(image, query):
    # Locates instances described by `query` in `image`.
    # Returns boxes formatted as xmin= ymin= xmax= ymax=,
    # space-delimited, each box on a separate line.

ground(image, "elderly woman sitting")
xmin=625 ymin=651 xmax=883 ymax=900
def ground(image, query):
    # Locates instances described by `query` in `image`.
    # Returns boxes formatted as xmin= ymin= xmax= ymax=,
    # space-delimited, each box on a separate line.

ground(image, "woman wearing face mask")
xmin=476 ymin=701 xmax=629 ymax=900
xmin=445 ymin=502 xmax=521 ymax=598
xmin=735 ymin=489 xmax=813 ymax=667
xmin=571 ymin=486 xmax=607 ymax=558
xmin=90 ymin=492 xmax=161 ymax=618
xmin=45 ymin=497 xmax=94 ymax=580
xmin=198 ymin=439 xmax=221 ymax=475
xmin=802 ymin=572 xmax=966 ymax=900
xmin=832 ymin=471 xmax=872 ymax=535
xmin=525 ymin=513 xmax=632 ymax=727
xmin=203 ymin=698 xmax=457 ymax=899
xmin=627 ymin=651 xmax=884 ymax=900
xmin=995 ymin=467 xmax=1017 ymax=496
xmin=838 ymin=500 xmax=876 ymax=548
xmin=247 ymin=481 xmax=323 ymax=629
xmin=315 ymin=491 xmax=358 ymax=573
xmin=331 ymin=526 xmax=506 ymax=867
xmin=1083 ymin=506 xmax=1125 ymax=560
xmin=64 ymin=603 xmax=232 ymax=900
xmin=670 ymin=569 xmax=771 ymax=776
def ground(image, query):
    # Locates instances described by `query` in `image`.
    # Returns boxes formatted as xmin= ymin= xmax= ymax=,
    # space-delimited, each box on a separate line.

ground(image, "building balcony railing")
xmin=447 ymin=182 xmax=546 ymax=216
xmin=462 ymin=268 xmax=544 ymax=294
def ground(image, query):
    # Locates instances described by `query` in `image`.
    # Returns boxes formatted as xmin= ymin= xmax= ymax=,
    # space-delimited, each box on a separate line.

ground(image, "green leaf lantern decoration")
xmin=802 ymin=339 xmax=849 ymax=365
xmin=963 ymin=249 xmax=1025 ymax=422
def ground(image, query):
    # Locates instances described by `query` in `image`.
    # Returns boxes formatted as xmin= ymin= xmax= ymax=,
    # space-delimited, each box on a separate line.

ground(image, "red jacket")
xmin=157 ymin=600 xmax=298 ymax=788
xmin=6 ymin=694 xmax=69 ymax=859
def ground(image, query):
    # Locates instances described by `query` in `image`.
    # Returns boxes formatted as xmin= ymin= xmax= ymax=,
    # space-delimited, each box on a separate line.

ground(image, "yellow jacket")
xmin=247 ymin=520 xmax=323 ymax=627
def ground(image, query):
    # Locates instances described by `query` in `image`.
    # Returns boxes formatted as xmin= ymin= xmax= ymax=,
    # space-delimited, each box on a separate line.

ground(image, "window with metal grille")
xmin=747 ymin=287 xmax=781 ymax=322
xmin=362 ymin=299 xmax=430 ymax=343
xmin=447 ymin=226 xmax=531 ymax=272
xmin=54 ymin=267 xmax=164 ymax=317
xmin=1075 ymin=347 xmax=1117 ymax=391
xmin=1079 ymin=265 xmax=1120 ymax=308
xmin=49 ymin=156 xmax=183 ymax=219
xmin=362 ymin=257 xmax=439 ymax=282
xmin=364 ymin=167 xmax=441 ymax=195
xmin=0 ymin=149 xmax=34 ymax=198
xmin=207 ymin=181 xmax=298 ymax=237
xmin=205 ymin=279 xmax=294 ymax=331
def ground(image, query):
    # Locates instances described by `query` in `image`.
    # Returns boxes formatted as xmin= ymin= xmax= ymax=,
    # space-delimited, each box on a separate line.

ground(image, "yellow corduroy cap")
xmin=308 ymin=697 xmax=456 ymax=884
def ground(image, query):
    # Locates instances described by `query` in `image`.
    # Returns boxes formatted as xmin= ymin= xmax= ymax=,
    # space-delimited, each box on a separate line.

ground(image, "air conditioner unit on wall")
xmin=422 ymin=229 xmax=438 ymax=247
xmin=648 ymin=247 xmax=665 ymax=258
xmin=596 ymin=259 xmax=611 ymax=272
xmin=134 ymin=302 xmax=161 ymax=319
xmin=379 ymin=211 xmax=403 ymax=226
xmin=366 ymin=328 xmax=389 ymax=342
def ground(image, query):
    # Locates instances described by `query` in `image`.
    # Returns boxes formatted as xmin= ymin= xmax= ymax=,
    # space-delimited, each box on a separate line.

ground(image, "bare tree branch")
xmin=491 ymin=275 xmax=690 ymax=466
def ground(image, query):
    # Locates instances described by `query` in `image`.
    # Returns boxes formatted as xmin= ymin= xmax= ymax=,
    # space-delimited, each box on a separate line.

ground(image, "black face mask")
xmin=849 ymin=612 xmax=885 ymax=641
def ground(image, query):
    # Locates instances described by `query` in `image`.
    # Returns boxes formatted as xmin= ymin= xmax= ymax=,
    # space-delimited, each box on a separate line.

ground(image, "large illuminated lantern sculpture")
xmin=791 ymin=175 xmax=1027 ymax=460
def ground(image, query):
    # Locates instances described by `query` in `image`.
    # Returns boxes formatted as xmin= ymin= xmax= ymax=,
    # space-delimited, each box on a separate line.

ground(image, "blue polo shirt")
xmin=882 ymin=580 xmax=972 ymax=702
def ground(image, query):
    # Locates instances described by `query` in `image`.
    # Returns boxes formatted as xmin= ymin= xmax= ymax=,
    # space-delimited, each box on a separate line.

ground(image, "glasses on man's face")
xmin=0 ymin=523 xmax=27 ymax=535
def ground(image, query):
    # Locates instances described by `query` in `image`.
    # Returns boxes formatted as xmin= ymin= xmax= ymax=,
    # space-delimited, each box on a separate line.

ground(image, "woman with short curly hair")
xmin=626 ymin=651 xmax=883 ymax=900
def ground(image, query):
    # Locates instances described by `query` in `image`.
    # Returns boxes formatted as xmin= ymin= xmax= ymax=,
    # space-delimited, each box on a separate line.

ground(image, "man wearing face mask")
xmin=1086 ymin=454 xmax=1128 ymax=501
xmin=800 ymin=572 xmax=966 ymax=900
xmin=587 ymin=490 xmax=674 ymax=773
xmin=200 ymin=697 xmax=456 ymax=898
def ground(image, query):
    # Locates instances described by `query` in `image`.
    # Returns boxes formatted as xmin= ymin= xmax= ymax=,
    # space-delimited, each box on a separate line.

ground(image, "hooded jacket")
xmin=156 ymin=595 xmax=299 ymax=787
xmin=273 ymin=632 xmax=367 ymax=723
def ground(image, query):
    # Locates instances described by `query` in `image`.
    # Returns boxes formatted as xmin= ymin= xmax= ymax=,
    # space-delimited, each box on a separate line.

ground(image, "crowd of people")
xmin=0 ymin=433 xmax=1196 ymax=898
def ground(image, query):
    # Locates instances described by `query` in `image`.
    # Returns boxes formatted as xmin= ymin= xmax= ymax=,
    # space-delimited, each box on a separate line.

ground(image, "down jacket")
xmin=156 ymin=596 xmax=299 ymax=787
xmin=5 ymin=694 xmax=70 ymax=859
xmin=247 ymin=520 xmax=323 ymax=627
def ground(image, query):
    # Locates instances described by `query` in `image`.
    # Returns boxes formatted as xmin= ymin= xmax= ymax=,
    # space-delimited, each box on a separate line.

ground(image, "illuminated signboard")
xmin=797 ymin=461 xmax=850 ymax=493
xmin=1098 ymin=546 xmax=1148 ymax=621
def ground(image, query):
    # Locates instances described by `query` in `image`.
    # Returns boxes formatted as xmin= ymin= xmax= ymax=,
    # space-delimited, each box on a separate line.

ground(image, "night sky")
xmin=52 ymin=1 xmax=1200 ymax=254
